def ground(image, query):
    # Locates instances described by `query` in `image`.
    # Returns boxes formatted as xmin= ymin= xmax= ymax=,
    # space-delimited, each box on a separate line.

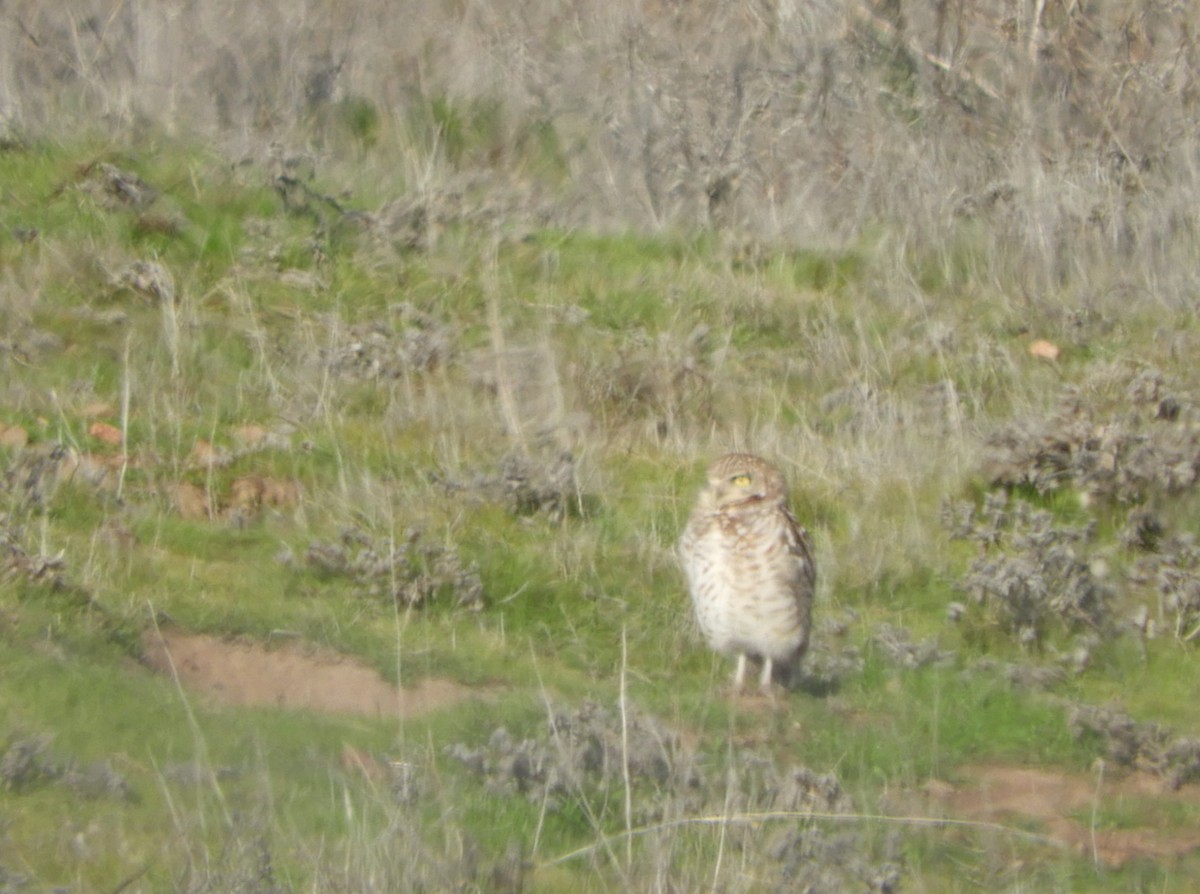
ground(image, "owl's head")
xmin=703 ymin=452 xmax=787 ymax=508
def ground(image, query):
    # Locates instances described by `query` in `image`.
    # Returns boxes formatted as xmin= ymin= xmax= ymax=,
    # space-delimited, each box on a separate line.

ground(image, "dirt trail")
xmin=141 ymin=627 xmax=485 ymax=719
xmin=924 ymin=764 xmax=1200 ymax=867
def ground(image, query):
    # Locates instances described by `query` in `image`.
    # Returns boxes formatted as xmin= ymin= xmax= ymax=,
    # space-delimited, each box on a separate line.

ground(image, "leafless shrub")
xmin=0 ymin=324 xmax=62 ymax=366
xmin=818 ymin=382 xmax=895 ymax=434
xmin=0 ymin=732 xmax=130 ymax=800
xmin=1128 ymin=531 xmax=1200 ymax=643
xmin=769 ymin=824 xmax=902 ymax=894
xmin=750 ymin=761 xmax=901 ymax=893
xmin=434 ymin=448 xmax=588 ymax=521
xmin=969 ymin=657 xmax=1067 ymax=692
xmin=320 ymin=303 xmax=454 ymax=380
xmin=300 ymin=525 xmax=483 ymax=611
xmin=367 ymin=174 xmax=557 ymax=254
xmin=799 ymin=620 xmax=865 ymax=693
xmin=983 ymin=368 xmax=1200 ymax=503
xmin=161 ymin=762 xmax=240 ymax=788
xmin=0 ymin=865 xmax=31 ymax=893
xmin=493 ymin=449 xmax=582 ymax=520
xmin=1120 ymin=506 xmax=1166 ymax=552
xmin=969 ymin=365 xmax=1200 ymax=647
xmin=177 ymin=827 xmax=286 ymax=894
xmin=870 ymin=623 xmax=954 ymax=670
xmin=0 ymin=524 xmax=69 ymax=591
xmin=6 ymin=0 xmax=1192 ymax=260
xmin=111 ymin=258 xmax=176 ymax=304
xmin=74 ymin=162 xmax=159 ymax=210
xmin=449 ymin=698 xmax=902 ymax=891
xmin=60 ymin=758 xmax=133 ymax=801
xmin=582 ymin=326 xmax=714 ymax=436
xmin=447 ymin=701 xmax=698 ymax=815
xmin=1 ymin=447 xmax=77 ymax=589
xmin=0 ymin=734 xmax=57 ymax=792
xmin=946 ymin=493 xmax=1112 ymax=645
xmin=1067 ymin=703 xmax=1200 ymax=790
xmin=3 ymin=442 xmax=69 ymax=513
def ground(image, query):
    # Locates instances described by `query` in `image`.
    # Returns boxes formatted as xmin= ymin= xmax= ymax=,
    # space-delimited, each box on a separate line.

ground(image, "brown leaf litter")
xmin=0 ymin=423 xmax=29 ymax=448
xmin=171 ymin=482 xmax=214 ymax=521
xmin=88 ymin=421 xmax=123 ymax=445
xmin=169 ymin=475 xmax=300 ymax=523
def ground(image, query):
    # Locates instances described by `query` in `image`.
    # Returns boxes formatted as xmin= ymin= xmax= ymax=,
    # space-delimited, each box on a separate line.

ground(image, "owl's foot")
xmin=759 ymin=657 xmax=776 ymax=693
xmin=732 ymin=653 xmax=750 ymax=692
xmin=728 ymin=655 xmax=785 ymax=701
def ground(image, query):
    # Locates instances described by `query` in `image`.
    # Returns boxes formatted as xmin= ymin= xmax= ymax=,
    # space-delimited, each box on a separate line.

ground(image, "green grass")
xmin=4 ymin=134 xmax=1200 ymax=892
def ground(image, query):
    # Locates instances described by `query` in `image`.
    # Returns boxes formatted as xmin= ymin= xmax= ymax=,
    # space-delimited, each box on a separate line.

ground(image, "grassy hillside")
xmin=2 ymin=131 xmax=1200 ymax=893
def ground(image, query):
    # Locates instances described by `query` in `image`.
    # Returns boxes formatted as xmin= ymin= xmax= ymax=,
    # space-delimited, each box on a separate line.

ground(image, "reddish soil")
xmin=141 ymin=627 xmax=486 ymax=719
xmin=923 ymin=764 xmax=1200 ymax=868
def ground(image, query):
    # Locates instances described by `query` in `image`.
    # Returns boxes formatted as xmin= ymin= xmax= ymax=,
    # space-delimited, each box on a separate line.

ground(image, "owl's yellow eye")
xmin=731 ymin=474 xmax=752 ymax=486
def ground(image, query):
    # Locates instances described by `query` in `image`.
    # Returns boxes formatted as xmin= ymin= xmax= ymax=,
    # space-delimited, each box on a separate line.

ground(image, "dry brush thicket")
xmin=954 ymin=362 xmax=1200 ymax=651
xmin=446 ymin=700 xmax=901 ymax=893
xmin=3 ymin=1 xmax=1198 ymax=261
xmin=298 ymin=525 xmax=485 ymax=611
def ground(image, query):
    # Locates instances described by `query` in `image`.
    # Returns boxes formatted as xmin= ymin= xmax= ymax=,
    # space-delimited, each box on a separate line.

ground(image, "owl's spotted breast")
xmin=679 ymin=453 xmax=815 ymax=694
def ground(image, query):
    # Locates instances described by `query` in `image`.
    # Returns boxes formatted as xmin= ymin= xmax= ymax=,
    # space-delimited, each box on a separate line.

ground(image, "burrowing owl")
xmin=678 ymin=453 xmax=816 ymax=693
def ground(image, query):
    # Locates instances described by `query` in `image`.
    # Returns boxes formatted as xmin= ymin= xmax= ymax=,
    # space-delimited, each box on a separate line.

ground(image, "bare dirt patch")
xmin=142 ymin=627 xmax=486 ymax=719
xmin=924 ymin=764 xmax=1200 ymax=868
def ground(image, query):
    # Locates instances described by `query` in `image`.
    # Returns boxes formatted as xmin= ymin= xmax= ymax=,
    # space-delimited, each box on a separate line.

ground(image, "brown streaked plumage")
xmin=678 ymin=453 xmax=816 ymax=693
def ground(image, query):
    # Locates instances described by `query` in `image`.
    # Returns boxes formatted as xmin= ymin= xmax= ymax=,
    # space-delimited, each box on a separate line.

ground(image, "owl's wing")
xmin=783 ymin=506 xmax=817 ymax=591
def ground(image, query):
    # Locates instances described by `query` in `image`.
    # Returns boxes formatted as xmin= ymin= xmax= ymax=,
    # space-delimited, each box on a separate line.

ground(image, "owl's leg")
xmin=759 ymin=657 xmax=775 ymax=692
xmin=733 ymin=653 xmax=749 ymax=692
